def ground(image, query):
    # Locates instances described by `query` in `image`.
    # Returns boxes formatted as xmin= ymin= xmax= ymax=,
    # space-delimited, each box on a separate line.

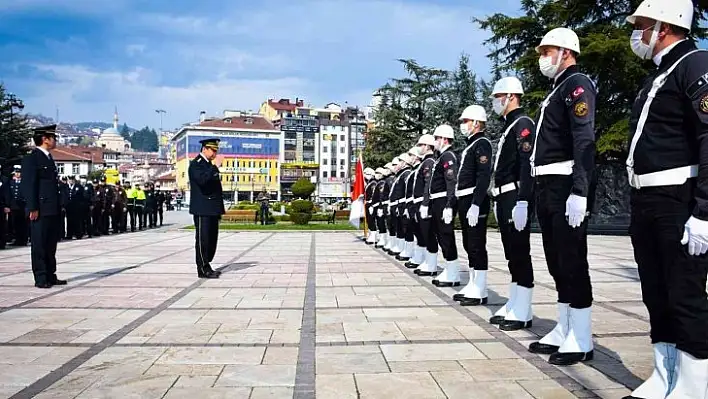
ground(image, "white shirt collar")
xmin=37 ymin=147 xmax=50 ymax=157
xmin=653 ymin=39 xmax=687 ymax=67
xmin=200 ymin=153 xmax=210 ymax=163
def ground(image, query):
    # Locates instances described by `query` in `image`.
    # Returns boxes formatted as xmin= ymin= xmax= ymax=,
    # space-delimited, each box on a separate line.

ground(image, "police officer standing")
xmin=98 ymin=177 xmax=114 ymax=235
xmin=125 ymin=182 xmax=137 ymax=231
xmin=623 ymin=1 xmax=708 ymax=397
xmin=527 ymin=27 xmax=597 ymax=366
xmin=364 ymin=167 xmax=378 ymax=245
xmin=375 ymin=164 xmax=392 ymax=249
xmin=145 ymin=183 xmax=157 ymax=228
xmin=82 ymin=179 xmax=94 ymax=238
xmin=451 ymin=105 xmax=493 ymax=306
xmin=487 ymin=76 xmax=536 ymax=331
xmin=113 ymin=181 xmax=127 ymax=233
xmin=155 ymin=185 xmax=165 ymax=226
xmin=410 ymin=134 xmax=438 ymax=275
xmin=398 ymin=148 xmax=420 ymax=261
xmin=383 ymin=160 xmax=400 ymax=254
xmin=390 ymin=155 xmax=411 ymax=257
xmin=189 ymin=138 xmax=225 ymax=279
xmin=21 ymin=125 xmax=65 ymax=289
xmin=8 ymin=166 xmax=27 ymax=246
xmin=423 ymin=125 xmax=461 ymax=287
xmin=0 ymin=165 xmax=7 ymax=249
xmin=135 ymin=183 xmax=146 ymax=230
xmin=64 ymin=175 xmax=84 ymax=239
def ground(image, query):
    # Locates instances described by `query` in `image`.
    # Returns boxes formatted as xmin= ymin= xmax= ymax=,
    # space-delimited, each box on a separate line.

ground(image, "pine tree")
xmin=120 ymin=123 xmax=130 ymax=139
xmin=475 ymin=0 xmax=708 ymax=162
xmin=0 ymin=85 xmax=31 ymax=173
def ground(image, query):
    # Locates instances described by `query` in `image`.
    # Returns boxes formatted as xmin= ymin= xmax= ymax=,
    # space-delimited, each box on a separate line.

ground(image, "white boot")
xmin=415 ymin=251 xmax=438 ymax=275
xmin=666 ymin=349 xmax=708 ymax=399
xmin=401 ymin=241 xmax=414 ymax=258
xmin=549 ymin=307 xmax=594 ymax=365
xmin=491 ymin=283 xmax=517 ymax=324
xmin=434 ymin=259 xmax=461 ymax=286
xmin=383 ymin=234 xmax=393 ymax=251
xmin=458 ymin=270 xmax=487 ymax=305
xmin=530 ymin=303 xmax=570 ymax=353
xmin=500 ymin=286 xmax=533 ymax=330
xmin=391 ymin=237 xmax=401 ymax=253
xmin=630 ymin=343 xmax=677 ymax=399
xmin=366 ymin=231 xmax=378 ymax=244
xmin=453 ymin=270 xmax=476 ymax=301
xmin=411 ymin=246 xmax=425 ymax=264
xmin=376 ymin=232 xmax=387 ymax=247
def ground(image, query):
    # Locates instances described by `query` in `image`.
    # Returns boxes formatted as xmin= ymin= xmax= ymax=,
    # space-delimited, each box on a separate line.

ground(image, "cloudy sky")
xmin=0 ymin=0 xmax=522 ymax=130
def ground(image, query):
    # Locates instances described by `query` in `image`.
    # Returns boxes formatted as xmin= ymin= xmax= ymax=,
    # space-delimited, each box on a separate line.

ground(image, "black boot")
xmin=548 ymin=350 xmax=593 ymax=366
xmin=499 ymin=319 xmax=532 ymax=331
xmin=459 ymin=297 xmax=487 ymax=306
xmin=197 ymin=267 xmax=220 ymax=279
xmin=489 ymin=315 xmax=505 ymax=325
xmin=528 ymin=342 xmax=560 ymax=355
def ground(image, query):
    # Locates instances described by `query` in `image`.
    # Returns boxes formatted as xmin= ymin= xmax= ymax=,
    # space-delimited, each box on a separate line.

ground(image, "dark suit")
xmin=188 ymin=154 xmax=225 ymax=271
xmin=63 ymin=183 xmax=84 ymax=239
xmin=0 ymin=175 xmax=8 ymax=249
xmin=21 ymin=148 xmax=61 ymax=285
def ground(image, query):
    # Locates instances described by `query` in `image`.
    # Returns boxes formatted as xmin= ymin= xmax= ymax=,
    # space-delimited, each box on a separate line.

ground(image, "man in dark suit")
xmin=21 ymin=125 xmax=65 ymax=289
xmin=63 ymin=175 xmax=84 ymax=239
xmin=188 ymin=138 xmax=225 ymax=279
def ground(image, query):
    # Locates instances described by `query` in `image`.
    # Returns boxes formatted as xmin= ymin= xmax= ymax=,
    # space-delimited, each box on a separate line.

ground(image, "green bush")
xmin=231 ymin=204 xmax=259 ymax=210
xmin=290 ymin=212 xmax=312 ymax=225
xmin=289 ymin=199 xmax=314 ymax=214
xmin=291 ymin=178 xmax=315 ymax=199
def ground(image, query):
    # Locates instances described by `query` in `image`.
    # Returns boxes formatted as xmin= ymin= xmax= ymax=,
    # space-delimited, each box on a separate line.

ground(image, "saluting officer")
xmin=623 ymin=1 xmax=708 ymax=398
xmin=21 ymin=125 xmax=65 ymax=289
xmin=451 ymin=105 xmax=493 ymax=307
xmin=410 ymin=134 xmax=438 ymax=275
xmin=527 ymin=27 xmax=597 ymax=366
xmin=398 ymin=147 xmax=420 ymax=261
xmin=374 ymin=166 xmax=390 ymax=249
xmin=189 ymin=138 xmax=225 ymax=279
xmin=363 ymin=168 xmax=378 ymax=245
xmin=422 ymin=125 xmax=461 ymax=287
xmin=487 ymin=76 xmax=536 ymax=331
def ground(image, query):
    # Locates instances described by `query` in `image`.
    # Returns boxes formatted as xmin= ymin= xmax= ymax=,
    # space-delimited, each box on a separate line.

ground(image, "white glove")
xmin=420 ymin=205 xmax=429 ymax=219
xmin=681 ymin=216 xmax=708 ymax=256
xmin=368 ymin=206 xmax=373 ymax=214
xmin=565 ymin=194 xmax=587 ymax=228
xmin=512 ymin=201 xmax=528 ymax=231
xmin=443 ymin=207 xmax=453 ymax=224
xmin=377 ymin=209 xmax=383 ymax=218
xmin=466 ymin=204 xmax=480 ymax=227
xmin=403 ymin=209 xmax=409 ymax=218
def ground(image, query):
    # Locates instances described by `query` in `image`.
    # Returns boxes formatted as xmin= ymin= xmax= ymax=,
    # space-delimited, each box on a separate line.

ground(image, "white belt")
xmin=430 ymin=192 xmax=446 ymax=200
xmin=382 ymin=200 xmax=389 ymax=205
xmin=455 ymin=186 xmax=475 ymax=198
xmin=413 ymin=197 xmax=423 ymax=204
xmin=405 ymin=197 xmax=413 ymax=203
xmin=491 ymin=181 xmax=519 ymax=197
xmin=390 ymin=199 xmax=400 ymax=206
xmin=628 ymin=165 xmax=698 ymax=189
xmin=531 ymin=160 xmax=574 ymax=177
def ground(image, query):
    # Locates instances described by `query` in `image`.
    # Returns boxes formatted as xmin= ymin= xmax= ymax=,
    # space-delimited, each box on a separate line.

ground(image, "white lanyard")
xmin=455 ymin=136 xmax=491 ymax=190
xmin=627 ymin=49 xmax=704 ymax=169
xmin=530 ymin=72 xmax=589 ymax=166
xmin=493 ymin=116 xmax=534 ymax=174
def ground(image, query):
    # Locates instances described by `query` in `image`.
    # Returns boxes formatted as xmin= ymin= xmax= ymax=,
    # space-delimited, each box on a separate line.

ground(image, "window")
xmin=323 ymin=171 xmax=328 ymax=178
xmin=340 ymin=159 xmax=345 ymax=166
xmin=340 ymin=147 xmax=345 ymax=154
xmin=322 ymin=159 xmax=328 ymax=166
xmin=322 ymin=146 xmax=327 ymax=153
xmin=340 ymin=172 xmax=345 ymax=178
xmin=340 ymin=135 xmax=345 ymax=141
xmin=57 ymin=164 xmax=65 ymax=175
xmin=72 ymin=163 xmax=80 ymax=175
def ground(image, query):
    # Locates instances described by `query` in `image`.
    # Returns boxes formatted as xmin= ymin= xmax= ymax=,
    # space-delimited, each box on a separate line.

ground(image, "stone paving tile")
xmin=0 ymin=224 xmax=676 ymax=397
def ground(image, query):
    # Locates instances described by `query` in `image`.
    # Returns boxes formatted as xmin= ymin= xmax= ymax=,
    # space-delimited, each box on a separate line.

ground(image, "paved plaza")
xmin=0 ymin=214 xmax=654 ymax=398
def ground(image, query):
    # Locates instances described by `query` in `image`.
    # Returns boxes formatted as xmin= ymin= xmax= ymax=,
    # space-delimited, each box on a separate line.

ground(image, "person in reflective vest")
xmin=623 ymin=1 xmax=708 ymax=398
xmin=526 ymin=27 xmax=597 ymax=367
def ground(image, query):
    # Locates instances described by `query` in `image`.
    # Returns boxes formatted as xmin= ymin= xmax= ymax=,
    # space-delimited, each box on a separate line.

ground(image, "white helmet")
xmin=407 ymin=146 xmax=419 ymax=156
xmin=390 ymin=158 xmax=401 ymax=168
xmin=433 ymin=124 xmax=455 ymax=139
xmin=417 ymin=134 xmax=436 ymax=147
xmin=535 ymin=27 xmax=581 ymax=54
xmin=490 ymin=76 xmax=524 ymax=98
xmin=459 ymin=105 xmax=488 ymax=122
xmin=626 ymin=0 xmax=693 ymax=31
xmin=364 ymin=167 xmax=375 ymax=177
xmin=375 ymin=167 xmax=385 ymax=175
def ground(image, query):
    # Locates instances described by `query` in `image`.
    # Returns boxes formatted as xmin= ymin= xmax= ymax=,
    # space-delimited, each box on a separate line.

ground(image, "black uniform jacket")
xmin=494 ymin=109 xmax=535 ymax=202
xmin=188 ymin=154 xmax=225 ymax=217
xmin=628 ymin=39 xmax=708 ymax=220
xmin=20 ymin=148 xmax=61 ymax=217
xmin=457 ymin=133 xmax=493 ymax=207
xmin=534 ymin=64 xmax=596 ymax=197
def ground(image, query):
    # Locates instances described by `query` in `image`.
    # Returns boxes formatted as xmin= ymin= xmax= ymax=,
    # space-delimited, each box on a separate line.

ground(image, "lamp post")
xmin=155 ymin=109 xmax=166 ymax=132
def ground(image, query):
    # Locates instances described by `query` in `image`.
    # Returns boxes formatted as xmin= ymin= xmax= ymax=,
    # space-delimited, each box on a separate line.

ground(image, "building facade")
xmin=173 ymin=111 xmax=281 ymax=203
xmin=318 ymin=122 xmax=350 ymax=200
xmin=278 ymin=114 xmax=320 ymax=199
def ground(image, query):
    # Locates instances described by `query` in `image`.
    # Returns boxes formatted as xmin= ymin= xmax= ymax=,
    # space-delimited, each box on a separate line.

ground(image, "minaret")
xmin=113 ymin=106 xmax=119 ymax=129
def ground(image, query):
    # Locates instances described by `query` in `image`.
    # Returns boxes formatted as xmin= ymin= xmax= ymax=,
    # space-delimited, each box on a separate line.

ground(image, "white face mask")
xmin=630 ymin=24 xmax=659 ymax=60
xmin=492 ymin=97 xmax=508 ymax=116
xmin=459 ymin=123 xmax=469 ymax=136
xmin=539 ymin=50 xmax=562 ymax=78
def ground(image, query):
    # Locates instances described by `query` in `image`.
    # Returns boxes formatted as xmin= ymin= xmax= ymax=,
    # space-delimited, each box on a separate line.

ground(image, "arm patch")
xmin=687 ymin=73 xmax=708 ymax=99
xmin=445 ymin=168 xmax=455 ymax=179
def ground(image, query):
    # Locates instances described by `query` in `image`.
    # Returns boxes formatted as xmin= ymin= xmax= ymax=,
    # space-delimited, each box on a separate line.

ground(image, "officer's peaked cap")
xmin=33 ymin=124 xmax=57 ymax=138
xmin=200 ymin=138 xmax=220 ymax=150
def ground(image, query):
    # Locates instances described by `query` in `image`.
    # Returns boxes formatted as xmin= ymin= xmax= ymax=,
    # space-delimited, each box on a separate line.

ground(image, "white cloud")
xmin=18 ymin=64 xmax=308 ymax=130
xmin=7 ymin=0 xmax=522 ymax=128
